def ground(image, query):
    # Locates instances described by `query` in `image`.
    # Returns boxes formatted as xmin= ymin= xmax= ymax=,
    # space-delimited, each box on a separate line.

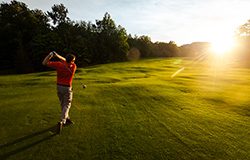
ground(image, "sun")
xmin=210 ymin=38 xmax=235 ymax=56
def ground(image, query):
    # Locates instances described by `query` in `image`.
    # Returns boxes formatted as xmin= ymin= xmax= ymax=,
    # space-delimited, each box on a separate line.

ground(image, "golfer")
xmin=42 ymin=51 xmax=76 ymax=133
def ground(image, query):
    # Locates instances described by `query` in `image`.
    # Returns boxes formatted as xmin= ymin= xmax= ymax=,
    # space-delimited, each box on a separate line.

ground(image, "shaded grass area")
xmin=0 ymin=58 xmax=249 ymax=160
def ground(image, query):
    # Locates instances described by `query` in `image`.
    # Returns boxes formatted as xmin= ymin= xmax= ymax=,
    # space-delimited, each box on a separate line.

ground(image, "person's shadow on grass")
xmin=0 ymin=125 xmax=58 ymax=159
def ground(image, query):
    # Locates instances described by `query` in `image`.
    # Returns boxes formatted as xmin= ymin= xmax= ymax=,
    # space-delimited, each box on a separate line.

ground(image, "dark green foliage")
xmin=0 ymin=0 xmax=51 ymax=73
xmin=152 ymin=41 xmax=180 ymax=57
xmin=93 ymin=13 xmax=129 ymax=64
xmin=0 ymin=1 xmax=180 ymax=74
xmin=128 ymin=35 xmax=153 ymax=58
xmin=128 ymin=35 xmax=180 ymax=58
xmin=47 ymin=4 xmax=69 ymax=25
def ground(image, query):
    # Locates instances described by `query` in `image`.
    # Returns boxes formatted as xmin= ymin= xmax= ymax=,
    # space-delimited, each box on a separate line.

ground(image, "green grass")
xmin=0 ymin=58 xmax=249 ymax=160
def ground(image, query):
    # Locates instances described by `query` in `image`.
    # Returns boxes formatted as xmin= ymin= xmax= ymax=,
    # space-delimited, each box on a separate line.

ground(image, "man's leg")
xmin=60 ymin=87 xmax=73 ymax=124
xmin=57 ymin=89 xmax=64 ymax=112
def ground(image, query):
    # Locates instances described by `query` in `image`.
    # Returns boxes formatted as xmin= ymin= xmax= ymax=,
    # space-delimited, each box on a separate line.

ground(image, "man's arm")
xmin=42 ymin=51 xmax=67 ymax=66
xmin=42 ymin=52 xmax=54 ymax=66
xmin=53 ymin=52 xmax=66 ymax=62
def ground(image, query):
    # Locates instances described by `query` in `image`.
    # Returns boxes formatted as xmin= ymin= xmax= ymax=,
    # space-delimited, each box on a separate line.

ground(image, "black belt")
xmin=57 ymin=83 xmax=71 ymax=87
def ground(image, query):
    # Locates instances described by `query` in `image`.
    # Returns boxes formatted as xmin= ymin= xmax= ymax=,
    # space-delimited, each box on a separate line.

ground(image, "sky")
xmin=3 ymin=0 xmax=250 ymax=45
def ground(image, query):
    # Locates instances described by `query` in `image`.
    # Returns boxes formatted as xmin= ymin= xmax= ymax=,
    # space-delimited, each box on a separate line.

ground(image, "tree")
xmin=47 ymin=4 xmax=69 ymax=26
xmin=238 ymin=20 xmax=250 ymax=37
xmin=152 ymin=41 xmax=179 ymax=57
xmin=236 ymin=19 xmax=250 ymax=65
xmin=0 ymin=0 xmax=50 ymax=73
xmin=128 ymin=35 xmax=153 ymax=58
xmin=0 ymin=1 xmax=182 ymax=74
xmin=94 ymin=12 xmax=129 ymax=63
xmin=179 ymin=42 xmax=210 ymax=57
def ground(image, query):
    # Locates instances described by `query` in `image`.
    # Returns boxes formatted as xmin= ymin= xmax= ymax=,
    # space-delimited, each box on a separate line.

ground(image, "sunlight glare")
xmin=211 ymin=38 xmax=235 ymax=56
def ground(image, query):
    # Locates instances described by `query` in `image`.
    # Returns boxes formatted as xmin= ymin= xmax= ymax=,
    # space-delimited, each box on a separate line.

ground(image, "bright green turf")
xmin=0 ymin=58 xmax=249 ymax=160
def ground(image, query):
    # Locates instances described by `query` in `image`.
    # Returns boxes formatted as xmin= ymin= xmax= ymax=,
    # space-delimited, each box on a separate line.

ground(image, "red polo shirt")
xmin=47 ymin=61 xmax=76 ymax=87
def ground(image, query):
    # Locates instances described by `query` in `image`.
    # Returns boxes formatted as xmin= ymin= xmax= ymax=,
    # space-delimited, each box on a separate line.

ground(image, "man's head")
xmin=66 ymin=54 xmax=76 ymax=64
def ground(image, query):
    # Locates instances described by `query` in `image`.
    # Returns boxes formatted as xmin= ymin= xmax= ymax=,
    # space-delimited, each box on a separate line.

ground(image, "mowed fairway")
xmin=0 ymin=58 xmax=249 ymax=160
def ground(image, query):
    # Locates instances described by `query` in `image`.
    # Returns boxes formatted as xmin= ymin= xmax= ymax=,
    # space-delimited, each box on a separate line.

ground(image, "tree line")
xmin=1 ymin=1 xmax=250 ymax=73
xmin=0 ymin=1 xmax=180 ymax=73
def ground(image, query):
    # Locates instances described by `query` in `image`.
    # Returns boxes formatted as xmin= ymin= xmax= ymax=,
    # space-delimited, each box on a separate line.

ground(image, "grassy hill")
xmin=0 ymin=57 xmax=249 ymax=160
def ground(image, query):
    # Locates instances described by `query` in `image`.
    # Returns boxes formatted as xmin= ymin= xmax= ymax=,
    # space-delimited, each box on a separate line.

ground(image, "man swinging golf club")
xmin=42 ymin=51 xmax=76 ymax=134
